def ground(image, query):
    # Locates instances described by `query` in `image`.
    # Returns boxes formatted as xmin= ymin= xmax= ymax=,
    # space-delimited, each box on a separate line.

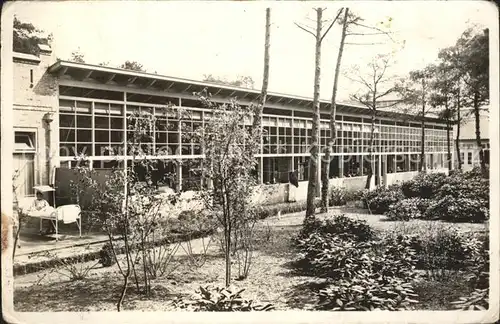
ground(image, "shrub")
xmin=317 ymin=276 xmax=419 ymax=311
xmin=176 ymin=286 xmax=274 ymax=311
xmin=298 ymin=233 xmax=372 ymax=278
xmin=345 ymin=189 xmax=368 ymax=203
xmin=363 ymin=185 xmax=405 ymax=215
xmin=418 ymin=229 xmax=473 ymax=271
xmin=450 ymin=233 xmax=489 ymax=311
xmin=415 ymin=198 xmax=431 ymax=214
xmin=424 ymin=196 xmax=489 ymax=223
xmin=99 ymin=242 xmax=116 ymax=267
xmin=371 ymin=235 xmax=419 ymax=279
xmin=401 ymin=172 xmax=447 ymax=199
xmin=295 ymin=216 xmax=421 ymax=311
xmin=450 ymin=288 xmax=489 ymax=311
xmin=436 ymin=171 xmax=489 ymax=205
xmin=48 ymin=252 xmax=100 ymax=281
xmin=385 ymin=198 xmax=423 ymax=221
xmin=297 ymin=215 xmax=376 ymax=243
xmin=329 ymin=186 xmax=347 ymax=206
xmin=311 ymin=234 xmax=420 ymax=311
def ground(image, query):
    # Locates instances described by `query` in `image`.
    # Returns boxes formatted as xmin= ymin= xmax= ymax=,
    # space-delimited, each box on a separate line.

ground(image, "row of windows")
xmin=59 ymin=99 xmax=449 ymax=157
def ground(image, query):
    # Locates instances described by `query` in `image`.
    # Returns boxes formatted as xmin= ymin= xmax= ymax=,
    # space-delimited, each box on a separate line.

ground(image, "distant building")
xmin=454 ymin=108 xmax=489 ymax=171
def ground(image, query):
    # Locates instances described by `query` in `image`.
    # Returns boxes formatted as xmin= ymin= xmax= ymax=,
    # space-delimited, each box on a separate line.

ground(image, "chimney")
xmin=38 ymin=43 xmax=55 ymax=66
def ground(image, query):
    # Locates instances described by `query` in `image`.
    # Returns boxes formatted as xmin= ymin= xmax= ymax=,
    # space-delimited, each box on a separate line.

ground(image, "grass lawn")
xmin=13 ymin=206 xmax=488 ymax=312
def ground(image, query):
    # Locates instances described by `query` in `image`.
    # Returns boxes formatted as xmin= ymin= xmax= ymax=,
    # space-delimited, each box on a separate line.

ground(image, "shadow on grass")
xmin=15 ymin=273 xmax=125 ymax=311
xmin=283 ymin=279 xmax=328 ymax=310
xmin=412 ymin=274 xmax=476 ymax=310
xmin=252 ymin=226 xmax=300 ymax=257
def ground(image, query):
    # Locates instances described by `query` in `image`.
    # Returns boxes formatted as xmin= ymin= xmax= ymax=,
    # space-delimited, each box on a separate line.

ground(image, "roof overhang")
xmin=13 ymin=52 xmax=41 ymax=64
xmin=48 ymin=60 xmax=444 ymax=124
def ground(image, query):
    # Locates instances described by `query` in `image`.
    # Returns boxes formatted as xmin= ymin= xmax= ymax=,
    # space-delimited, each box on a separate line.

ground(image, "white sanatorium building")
xmin=13 ymin=44 xmax=456 ymax=205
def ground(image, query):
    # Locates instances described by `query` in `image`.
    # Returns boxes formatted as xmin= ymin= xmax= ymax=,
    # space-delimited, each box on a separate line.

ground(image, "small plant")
xmin=99 ymin=242 xmax=117 ymax=267
xmin=317 ymin=276 xmax=419 ymax=311
xmin=48 ymin=252 xmax=100 ymax=281
xmin=178 ymin=286 xmax=275 ymax=311
xmin=328 ymin=186 xmax=347 ymax=206
xmin=451 ymin=233 xmax=489 ymax=310
xmin=144 ymin=242 xmax=181 ymax=280
xmin=450 ymin=289 xmax=488 ymax=311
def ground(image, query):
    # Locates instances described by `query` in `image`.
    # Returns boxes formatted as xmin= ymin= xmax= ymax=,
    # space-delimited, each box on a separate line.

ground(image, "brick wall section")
xmin=13 ymin=50 xmax=59 ymax=187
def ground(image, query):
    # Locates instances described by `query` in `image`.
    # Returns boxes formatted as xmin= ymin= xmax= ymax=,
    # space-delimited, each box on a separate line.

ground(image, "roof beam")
xmin=127 ymin=76 xmax=137 ymax=84
xmin=212 ymin=88 xmax=223 ymax=96
xmin=239 ymin=92 xmax=250 ymax=100
xmin=57 ymin=66 xmax=68 ymax=76
xmin=183 ymin=84 xmax=192 ymax=92
xmin=165 ymin=82 xmax=175 ymax=91
xmin=105 ymin=73 xmax=116 ymax=84
xmin=76 ymin=70 xmax=93 ymax=81
xmin=145 ymin=79 xmax=157 ymax=87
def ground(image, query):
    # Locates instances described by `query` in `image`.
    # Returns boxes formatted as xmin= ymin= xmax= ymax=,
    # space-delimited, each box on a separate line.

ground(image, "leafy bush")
xmin=418 ymin=229 xmax=474 ymax=272
xmin=415 ymin=198 xmax=431 ymax=214
xmin=383 ymin=225 xmax=478 ymax=275
xmin=345 ymin=189 xmax=368 ymax=203
xmin=297 ymin=233 xmax=372 ymax=278
xmin=451 ymin=233 xmax=489 ymax=310
xmin=371 ymin=235 xmax=419 ymax=279
xmin=401 ymin=173 xmax=447 ymax=199
xmin=317 ymin=276 xmax=419 ymax=311
xmin=99 ymin=242 xmax=116 ymax=267
xmin=329 ymin=186 xmax=347 ymax=206
xmin=435 ymin=171 xmax=489 ymax=206
xmin=450 ymin=288 xmax=489 ymax=311
xmin=424 ymin=196 xmax=489 ymax=223
xmin=363 ymin=185 xmax=405 ymax=215
xmin=295 ymin=216 xmax=420 ymax=311
xmin=297 ymin=215 xmax=376 ymax=243
xmin=176 ymin=286 xmax=274 ymax=311
xmin=385 ymin=198 xmax=423 ymax=221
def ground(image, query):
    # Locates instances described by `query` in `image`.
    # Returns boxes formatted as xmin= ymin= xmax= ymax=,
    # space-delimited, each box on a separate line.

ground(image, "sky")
xmin=8 ymin=1 xmax=494 ymax=101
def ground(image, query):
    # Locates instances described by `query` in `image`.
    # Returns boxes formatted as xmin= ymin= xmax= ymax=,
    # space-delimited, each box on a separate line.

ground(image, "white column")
xmin=317 ymin=154 xmax=321 ymax=197
xmin=260 ymin=156 xmax=263 ymax=184
xmin=377 ymin=154 xmax=382 ymax=187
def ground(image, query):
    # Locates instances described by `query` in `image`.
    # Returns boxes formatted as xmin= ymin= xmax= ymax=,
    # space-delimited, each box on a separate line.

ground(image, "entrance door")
xmin=13 ymin=131 xmax=37 ymax=198
xmin=13 ymin=153 xmax=35 ymax=198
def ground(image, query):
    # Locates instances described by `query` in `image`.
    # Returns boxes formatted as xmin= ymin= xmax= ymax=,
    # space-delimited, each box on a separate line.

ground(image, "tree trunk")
xmin=455 ymin=89 xmax=462 ymax=170
xmin=306 ymin=8 xmax=323 ymax=219
xmin=446 ymin=115 xmax=452 ymax=171
xmin=473 ymin=91 xmax=486 ymax=174
xmin=254 ymin=7 xmax=270 ymax=131
xmin=365 ymin=110 xmax=376 ymax=190
xmin=419 ymin=105 xmax=426 ymax=172
xmin=321 ymin=8 xmax=349 ymax=213
xmin=117 ymin=275 xmax=128 ymax=312
xmin=225 ymin=224 xmax=231 ymax=287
